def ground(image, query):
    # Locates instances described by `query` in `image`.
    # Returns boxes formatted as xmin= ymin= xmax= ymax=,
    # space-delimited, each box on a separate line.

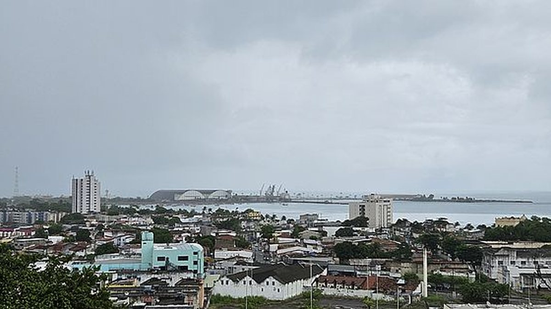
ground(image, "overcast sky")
xmin=1 ymin=1 xmax=550 ymax=197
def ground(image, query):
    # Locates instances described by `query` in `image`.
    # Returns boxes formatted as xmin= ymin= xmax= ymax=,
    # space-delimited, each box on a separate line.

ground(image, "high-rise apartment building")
xmin=72 ymin=171 xmax=101 ymax=213
xmin=349 ymin=194 xmax=393 ymax=229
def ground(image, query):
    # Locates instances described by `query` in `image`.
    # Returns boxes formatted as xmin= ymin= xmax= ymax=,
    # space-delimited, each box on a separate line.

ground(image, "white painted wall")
xmin=213 ymin=275 xmax=315 ymax=300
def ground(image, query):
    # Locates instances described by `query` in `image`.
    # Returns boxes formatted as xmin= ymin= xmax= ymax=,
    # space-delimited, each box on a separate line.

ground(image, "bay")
xmin=167 ymin=198 xmax=551 ymax=226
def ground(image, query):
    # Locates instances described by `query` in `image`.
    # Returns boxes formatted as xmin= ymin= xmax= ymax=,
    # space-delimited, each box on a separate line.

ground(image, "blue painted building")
xmin=72 ymin=231 xmax=204 ymax=277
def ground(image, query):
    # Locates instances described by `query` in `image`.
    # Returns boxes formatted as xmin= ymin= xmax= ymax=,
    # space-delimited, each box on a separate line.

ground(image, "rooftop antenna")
xmin=13 ymin=166 xmax=19 ymax=197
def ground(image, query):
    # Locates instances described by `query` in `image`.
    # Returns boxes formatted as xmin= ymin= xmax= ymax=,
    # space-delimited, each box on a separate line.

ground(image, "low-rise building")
xmin=481 ymin=241 xmax=551 ymax=290
xmin=213 ymin=263 xmax=325 ymax=300
xmin=72 ymin=231 xmax=205 ymax=276
xmin=495 ymin=215 xmax=528 ymax=227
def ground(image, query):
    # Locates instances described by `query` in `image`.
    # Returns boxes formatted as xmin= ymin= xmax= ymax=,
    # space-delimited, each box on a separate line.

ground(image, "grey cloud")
xmin=1 ymin=0 xmax=550 ymax=196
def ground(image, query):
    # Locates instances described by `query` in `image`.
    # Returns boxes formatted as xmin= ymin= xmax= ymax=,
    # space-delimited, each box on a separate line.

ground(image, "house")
xmin=213 ymin=263 xmax=325 ymax=300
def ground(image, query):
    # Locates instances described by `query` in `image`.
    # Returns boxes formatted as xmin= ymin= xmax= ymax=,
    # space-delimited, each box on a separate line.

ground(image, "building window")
xmin=249 ymin=280 xmax=252 ymax=285
xmin=521 ymin=261 xmax=527 ymax=265
xmin=157 ymin=256 xmax=166 ymax=261
xmin=498 ymin=261 xmax=503 ymax=266
xmin=511 ymin=261 xmax=516 ymax=265
xmin=178 ymin=256 xmax=188 ymax=261
xmin=272 ymin=282 xmax=275 ymax=286
xmin=193 ymin=261 xmax=198 ymax=265
xmin=266 ymin=281 xmax=269 ymax=285
xmin=193 ymin=251 xmax=198 ymax=255
xmin=277 ymin=288 xmax=280 ymax=292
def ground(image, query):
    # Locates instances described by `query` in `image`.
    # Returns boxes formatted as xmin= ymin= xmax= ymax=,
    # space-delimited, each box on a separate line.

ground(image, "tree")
xmin=215 ymin=218 xmax=241 ymax=232
xmin=391 ymin=243 xmax=413 ymax=261
xmin=417 ymin=233 xmax=440 ymax=253
xmin=403 ymin=272 xmax=420 ymax=284
xmin=34 ymin=227 xmax=48 ymax=238
xmin=234 ymin=236 xmax=250 ymax=249
xmin=95 ymin=242 xmax=119 ymax=255
xmin=75 ymin=229 xmax=91 ymax=242
xmin=152 ymin=228 xmax=173 ymax=243
xmin=441 ymin=235 xmax=462 ymax=259
xmin=48 ymin=223 xmax=63 ymax=235
xmin=0 ymin=245 xmax=114 ymax=309
xmin=261 ymin=225 xmax=276 ymax=240
xmin=291 ymin=225 xmax=306 ymax=238
xmin=459 ymin=281 xmax=509 ymax=303
xmin=195 ymin=235 xmax=215 ymax=254
xmin=456 ymin=245 xmax=483 ymax=266
xmin=335 ymin=227 xmax=355 ymax=237
xmin=334 ymin=242 xmax=359 ymax=260
xmin=342 ymin=216 xmax=369 ymax=227
xmin=60 ymin=213 xmax=85 ymax=224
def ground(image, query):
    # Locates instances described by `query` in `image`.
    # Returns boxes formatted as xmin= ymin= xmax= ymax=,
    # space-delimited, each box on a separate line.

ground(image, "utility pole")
xmin=423 ymin=247 xmax=428 ymax=297
xmin=376 ymin=270 xmax=379 ymax=309
xmin=310 ymin=261 xmax=313 ymax=309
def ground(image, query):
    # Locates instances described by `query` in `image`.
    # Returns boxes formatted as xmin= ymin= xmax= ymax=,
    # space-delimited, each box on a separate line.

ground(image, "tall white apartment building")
xmin=72 ymin=171 xmax=101 ymax=213
xmin=349 ymin=194 xmax=393 ymax=229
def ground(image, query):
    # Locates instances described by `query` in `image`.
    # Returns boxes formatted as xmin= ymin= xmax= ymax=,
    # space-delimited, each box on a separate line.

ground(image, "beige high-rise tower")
xmin=348 ymin=194 xmax=393 ymax=229
xmin=72 ymin=171 xmax=101 ymax=213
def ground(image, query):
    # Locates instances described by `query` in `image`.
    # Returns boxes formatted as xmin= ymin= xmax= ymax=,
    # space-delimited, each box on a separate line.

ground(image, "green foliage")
xmin=333 ymin=241 xmax=389 ymax=260
xmin=154 ymin=205 xmax=169 ymax=214
xmin=234 ymin=236 xmax=250 ymax=249
xmin=441 ymin=235 xmax=462 ymax=259
xmin=260 ymin=224 xmax=275 ymax=240
xmin=195 ymin=235 xmax=215 ymax=253
xmin=422 ymin=295 xmax=447 ymax=307
xmin=484 ymin=217 xmax=551 ymax=242
xmin=34 ymin=228 xmax=48 ymax=238
xmin=215 ymin=218 xmax=242 ymax=232
xmin=291 ymin=225 xmax=307 ymax=238
xmin=47 ymin=223 xmax=63 ymax=236
xmin=210 ymin=294 xmax=268 ymax=309
xmin=417 ymin=233 xmax=440 ymax=253
xmin=456 ymin=244 xmax=483 ymax=266
xmin=392 ymin=243 xmax=413 ymax=260
xmin=152 ymin=216 xmax=181 ymax=226
xmin=152 ymin=228 xmax=173 ymax=243
xmin=459 ymin=281 xmax=509 ymax=303
xmin=403 ymin=272 xmax=420 ymax=284
xmin=342 ymin=216 xmax=369 ymax=227
xmin=75 ymin=229 xmax=91 ymax=242
xmin=363 ymin=297 xmax=375 ymax=309
xmin=335 ymin=227 xmax=355 ymax=237
xmin=23 ymin=199 xmax=72 ymax=213
xmin=428 ymin=273 xmax=470 ymax=290
xmin=60 ymin=213 xmax=85 ymax=225
xmin=0 ymin=245 xmax=113 ymax=309
xmin=106 ymin=205 xmax=137 ymax=216
xmin=95 ymin=242 xmax=119 ymax=255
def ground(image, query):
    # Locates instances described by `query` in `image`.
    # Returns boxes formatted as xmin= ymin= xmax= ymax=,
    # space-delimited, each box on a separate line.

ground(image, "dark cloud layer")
xmin=1 ymin=1 xmax=550 ymax=197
